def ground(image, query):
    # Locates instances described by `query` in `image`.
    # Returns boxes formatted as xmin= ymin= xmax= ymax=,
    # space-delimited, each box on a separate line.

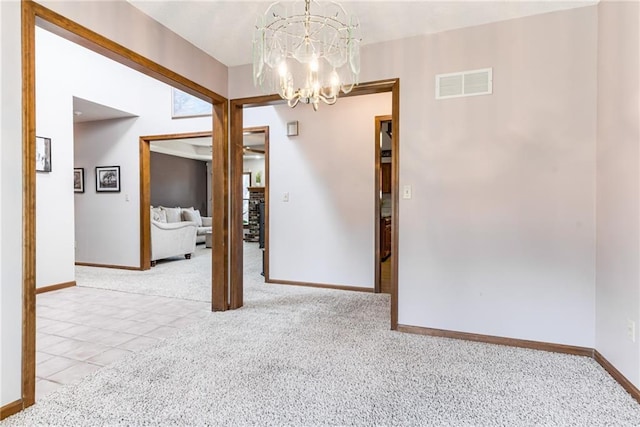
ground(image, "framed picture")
xmin=35 ymin=136 xmax=52 ymax=172
xmin=73 ymin=168 xmax=84 ymax=193
xmin=171 ymin=88 xmax=212 ymax=118
xmin=95 ymin=166 xmax=121 ymax=193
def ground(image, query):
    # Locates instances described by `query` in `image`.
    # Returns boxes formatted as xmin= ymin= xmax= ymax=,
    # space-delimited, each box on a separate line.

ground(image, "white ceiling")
xmin=128 ymin=0 xmax=597 ymax=68
xmin=72 ymin=97 xmax=138 ymax=123
xmin=150 ymin=132 xmax=266 ymax=161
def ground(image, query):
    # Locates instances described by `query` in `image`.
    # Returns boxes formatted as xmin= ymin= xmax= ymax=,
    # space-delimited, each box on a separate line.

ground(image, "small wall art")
xmin=35 ymin=136 xmax=52 ymax=172
xmin=73 ymin=168 xmax=84 ymax=193
xmin=95 ymin=166 xmax=121 ymax=193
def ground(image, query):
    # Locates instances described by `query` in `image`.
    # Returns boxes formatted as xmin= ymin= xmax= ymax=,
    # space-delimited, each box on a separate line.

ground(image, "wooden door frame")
xmin=139 ymin=130 xmax=213 ymax=269
xmin=242 ymin=126 xmax=270 ymax=281
xmin=374 ymin=115 xmax=393 ymax=293
xmin=229 ymin=79 xmax=400 ymax=329
xmin=20 ymin=0 xmax=229 ymax=412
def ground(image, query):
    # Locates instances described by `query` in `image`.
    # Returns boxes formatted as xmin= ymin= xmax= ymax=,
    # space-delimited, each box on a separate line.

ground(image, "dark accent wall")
xmin=151 ymin=152 xmax=207 ymax=213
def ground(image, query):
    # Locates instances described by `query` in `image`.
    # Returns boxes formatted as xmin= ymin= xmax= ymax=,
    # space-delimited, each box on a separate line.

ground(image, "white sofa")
xmin=181 ymin=208 xmax=213 ymax=244
xmin=150 ymin=206 xmax=203 ymax=266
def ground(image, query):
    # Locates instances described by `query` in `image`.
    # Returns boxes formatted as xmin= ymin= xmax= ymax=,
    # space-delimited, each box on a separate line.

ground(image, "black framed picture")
xmin=95 ymin=166 xmax=121 ymax=192
xmin=74 ymin=168 xmax=84 ymax=193
xmin=35 ymin=136 xmax=52 ymax=172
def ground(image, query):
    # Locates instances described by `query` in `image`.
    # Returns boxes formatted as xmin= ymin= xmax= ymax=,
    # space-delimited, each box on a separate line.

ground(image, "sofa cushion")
xmin=182 ymin=208 xmax=203 ymax=226
xmin=163 ymin=207 xmax=182 ymax=223
xmin=151 ymin=207 xmax=167 ymax=223
xmin=197 ymin=226 xmax=212 ymax=235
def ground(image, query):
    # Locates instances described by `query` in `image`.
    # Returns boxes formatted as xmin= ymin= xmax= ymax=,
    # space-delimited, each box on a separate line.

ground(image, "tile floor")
xmin=36 ymin=286 xmax=209 ymax=400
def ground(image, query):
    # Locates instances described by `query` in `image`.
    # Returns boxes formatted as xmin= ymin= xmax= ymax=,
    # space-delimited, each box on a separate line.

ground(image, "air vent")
xmin=436 ymin=68 xmax=492 ymax=100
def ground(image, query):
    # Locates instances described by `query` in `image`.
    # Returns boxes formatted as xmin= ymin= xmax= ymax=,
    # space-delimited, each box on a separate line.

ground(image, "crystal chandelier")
xmin=253 ymin=0 xmax=361 ymax=111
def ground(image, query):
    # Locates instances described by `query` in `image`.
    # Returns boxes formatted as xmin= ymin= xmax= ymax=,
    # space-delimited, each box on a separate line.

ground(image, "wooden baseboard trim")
xmin=35 ymin=280 xmax=76 ymax=294
xmin=0 ymin=399 xmax=23 ymax=420
xmin=74 ymin=262 xmax=141 ymax=271
xmin=397 ymin=324 xmax=640 ymax=403
xmin=266 ymin=279 xmax=374 ymax=293
xmin=397 ymin=324 xmax=593 ymax=357
xmin=594 ymin=350 xmax=640 ymax=404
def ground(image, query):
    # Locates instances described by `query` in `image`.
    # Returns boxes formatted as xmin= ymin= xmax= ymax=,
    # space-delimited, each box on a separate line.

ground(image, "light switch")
xmin=402 ymin=185 xmax=412 ymax=199
xmin=283 ymin=192 xmax=289 ymax=202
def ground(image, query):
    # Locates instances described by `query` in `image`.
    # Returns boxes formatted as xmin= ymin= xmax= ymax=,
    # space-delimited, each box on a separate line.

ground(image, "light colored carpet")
xmin=75 ymin=246 xmax=215 ymax=302
xmin=5 ymin=244 xmax=640 ymax=425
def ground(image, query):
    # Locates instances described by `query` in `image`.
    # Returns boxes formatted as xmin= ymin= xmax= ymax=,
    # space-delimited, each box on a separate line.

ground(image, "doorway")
xmin=375 ymin=115 xmax=393 ymax=294
xmin=228 ymin=80 xmax=400 ymax=328
xmin=21 ymin=1 xmax=228 ymax=411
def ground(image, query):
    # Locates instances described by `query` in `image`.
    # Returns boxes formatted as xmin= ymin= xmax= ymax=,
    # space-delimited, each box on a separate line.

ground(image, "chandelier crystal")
xmin=253 ymin=0 xmax=361 ymax=111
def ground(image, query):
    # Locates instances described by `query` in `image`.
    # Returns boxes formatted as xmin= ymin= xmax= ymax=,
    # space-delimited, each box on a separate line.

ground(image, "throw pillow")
xmin=163 ymin=207 xmax=182 ymax=223
xmin=183 ymin=208 xmax=203 ymax=226
xmin=151 ymin=207 xmax=167 ymax=223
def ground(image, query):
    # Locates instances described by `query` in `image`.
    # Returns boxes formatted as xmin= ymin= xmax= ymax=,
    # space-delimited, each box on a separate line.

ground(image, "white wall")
xmin=39 ymin=0 xmax=228 ymax=98
xmin=0 ymin=0 xmax=23 ymax=407
xmin=595 ymin=0 xmax=640 ymax=388
xmin=35 ymin=45 xmax=76 ymax=287
xmin=244 ymin=93 xmax=391 ymax=288
xmin=232 ymin=6 xmax=599 ymax=346
xmin=37 ymin=27 xmax=213 ymax=270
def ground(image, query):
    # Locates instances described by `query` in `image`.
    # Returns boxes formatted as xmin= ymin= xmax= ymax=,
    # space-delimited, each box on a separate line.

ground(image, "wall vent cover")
xmin=436 ymin=68 xmax=492 ymax=99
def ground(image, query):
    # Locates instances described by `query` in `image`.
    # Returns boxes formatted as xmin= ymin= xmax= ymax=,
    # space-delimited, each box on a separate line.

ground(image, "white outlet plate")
xmin=283 ymin=192 xmax=289 ymax=202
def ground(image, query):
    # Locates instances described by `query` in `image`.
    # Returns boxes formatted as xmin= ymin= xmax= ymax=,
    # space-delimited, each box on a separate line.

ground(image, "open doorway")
xmin=21 ymin=2 xmax=228 ymax=410
xmin=375 ymin=115 xmax=393 ymax=294
xmin=229 ymin=81 xmax=400 ymax=329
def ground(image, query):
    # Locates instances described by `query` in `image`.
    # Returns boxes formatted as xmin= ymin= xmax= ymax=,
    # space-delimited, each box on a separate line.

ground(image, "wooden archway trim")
xmin=229 ymin=79 xmax=400 ymax=330
xmin=20 ymin=0 xmax=229 ymax=413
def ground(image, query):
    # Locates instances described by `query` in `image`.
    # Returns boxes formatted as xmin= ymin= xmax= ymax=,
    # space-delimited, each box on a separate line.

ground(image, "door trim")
xmin=139 ymin=131 xmax=213 ymax=271
xmin=21 ymin=0 xmax=228 ymax=411
xmin=229 ymin=79 xmax=400 ymax=330
xmin=374 ymin=115 xmax=393 ymax=294
xmin=242 ymin=126 xmax=270 ymax=282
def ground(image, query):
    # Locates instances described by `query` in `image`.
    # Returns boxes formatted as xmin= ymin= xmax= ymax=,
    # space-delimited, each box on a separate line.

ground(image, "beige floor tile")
xmin=123 ymin=321 xmax=159 ymax=336
xmin=37 ymin=320 xmax=78 ymax=335
xmin=41 ymin=309 xmax=83 ymax=322
xmin=40 ymin=338 xmax=85 ymax=356
xmin=53 ymin=324 xmax=97 ymax=339
xmin=36 ymin=379 xmax=63 ymax=400
xmin=92 ymin=331 xmax=139 ymax=347
xmin=86 ymin=348 xmax=132 ymax=366
xmin=108 ymin=307 xmax=142 ymax=320
xmin=103 ymin=318 xmax=142 ymax=332
xmin=72 ymin=327 xmax=118 ymax=342
xmin=82 ymin=315 xmax=119 ymax=329
xmin=126 ymin=311 xmax=180 ymax=325
xmin=36 ymin=318 xmax=57 ymax=330
xmin=118 ymin=336 xmax=160 ymax=352
xmin=157 ymin=305 xmax=199 ymax=317
xmin=36 ymin=351 xmax=56 ymax=365
xmin=37 ymin=334 xmax=70 ymax=350
xmin=144 ymin=326 xmax=179 ymax=340
xmin=36 ymin=356 xmax=78 ymax=378
xmin=61 ymin=341 xmax=110 ymax=361
xmin=47 ymin=362 xmax=101 ymax=385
